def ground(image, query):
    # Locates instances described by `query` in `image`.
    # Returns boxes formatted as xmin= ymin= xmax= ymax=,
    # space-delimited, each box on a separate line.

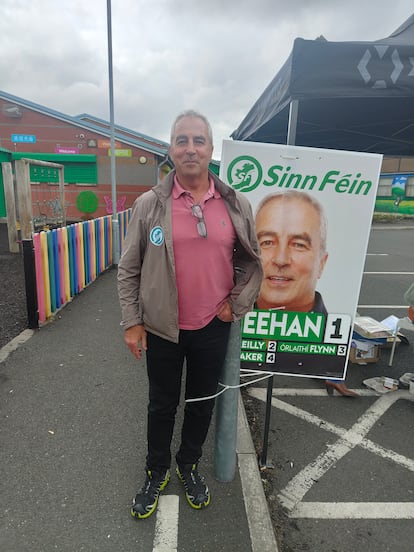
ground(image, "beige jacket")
xmin=117 ymin=170 xmax=263 ymax=342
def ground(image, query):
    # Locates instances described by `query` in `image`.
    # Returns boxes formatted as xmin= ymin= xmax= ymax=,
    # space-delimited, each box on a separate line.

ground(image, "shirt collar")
xmin=172 ymin=174 xmax=221 ymax=201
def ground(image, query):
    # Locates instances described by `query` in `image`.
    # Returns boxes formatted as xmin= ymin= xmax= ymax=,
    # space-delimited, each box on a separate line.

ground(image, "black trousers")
xmin=145 ymin=316 xmax=231 ymax=470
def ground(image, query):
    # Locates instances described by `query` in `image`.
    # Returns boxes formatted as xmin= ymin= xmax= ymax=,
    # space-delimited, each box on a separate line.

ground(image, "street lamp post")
xmin=106 ymin=0 xmax=120 ymax=264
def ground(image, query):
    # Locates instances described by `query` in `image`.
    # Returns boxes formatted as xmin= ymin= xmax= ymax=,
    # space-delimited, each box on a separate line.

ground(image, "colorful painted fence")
xmin=118 ymin=207 xmax=131 ymax=253
xmin=32 ymin=209 xmax=131 ymax=324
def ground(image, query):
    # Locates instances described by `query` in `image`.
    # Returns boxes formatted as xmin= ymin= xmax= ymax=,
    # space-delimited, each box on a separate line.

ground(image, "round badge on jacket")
xmin=150 ymin=226 xmax=164 ymax=246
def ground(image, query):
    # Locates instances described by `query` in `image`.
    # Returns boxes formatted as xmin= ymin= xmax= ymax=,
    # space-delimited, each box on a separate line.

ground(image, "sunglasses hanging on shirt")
xmin=191 ymin=204 xmax=207 ymax=238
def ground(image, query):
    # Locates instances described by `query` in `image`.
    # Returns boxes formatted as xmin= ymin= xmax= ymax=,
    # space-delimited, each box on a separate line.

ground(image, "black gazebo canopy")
xmin=231 ymin=14 xmax=414 ymax=156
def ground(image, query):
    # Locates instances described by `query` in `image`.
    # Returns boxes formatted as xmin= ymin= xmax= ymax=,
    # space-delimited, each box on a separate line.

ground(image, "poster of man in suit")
xmin=220 ymin=140 xmax=383 ymax=379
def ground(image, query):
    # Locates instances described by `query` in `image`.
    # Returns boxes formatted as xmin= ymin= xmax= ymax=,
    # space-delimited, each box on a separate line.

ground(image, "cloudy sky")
xmin=0 ymin=0 xmax=413 ymax=158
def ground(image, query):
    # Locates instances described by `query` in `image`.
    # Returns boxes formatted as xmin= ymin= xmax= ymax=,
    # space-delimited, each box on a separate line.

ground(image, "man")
xmin=118 ymin=110 xmax=262 ymax=519
xmin=255 ymin=190 xmax=357 ymax=396
xmin=404 ymin=282 xmax=414 ymax=321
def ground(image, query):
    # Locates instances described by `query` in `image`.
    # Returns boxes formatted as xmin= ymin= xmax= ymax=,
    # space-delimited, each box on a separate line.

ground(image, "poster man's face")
xmin=256 ymin=197 xmax=328 ymax=312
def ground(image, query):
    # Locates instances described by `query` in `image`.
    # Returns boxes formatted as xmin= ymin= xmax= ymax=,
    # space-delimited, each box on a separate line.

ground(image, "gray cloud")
xmin=0 ymin=0 xmax=412 ymax=155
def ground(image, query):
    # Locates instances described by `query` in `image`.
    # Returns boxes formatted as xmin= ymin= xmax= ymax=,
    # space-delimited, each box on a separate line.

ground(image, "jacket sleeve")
xmin=117 ymin=198 xmax=147 ymax=329
xmin=229 ymin=195 xmax=263 ymax=320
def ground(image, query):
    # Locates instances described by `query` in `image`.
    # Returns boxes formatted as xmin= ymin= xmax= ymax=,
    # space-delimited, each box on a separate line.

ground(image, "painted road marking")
xmin=357 ymin=305 xmax=409 ymax=309
xmin=293 ymin=502 xmax=414 ymax=519
xmin=363 ymin=270 xmax=414 ymax=274
xmin=248 ymin=388 xmax=414 ymax=519
xmin=152 ymin=495 xmax=179 ymax=552
xmin=0 ymin=329 xmax=33 ymax=363
xmin=250 ymin=388 xmax=414 ymax=482
xmin=269 ymin=388 xmax=377 ymax=397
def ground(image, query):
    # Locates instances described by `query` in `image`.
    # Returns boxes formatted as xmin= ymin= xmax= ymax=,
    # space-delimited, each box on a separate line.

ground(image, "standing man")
xmin=404 ymin=282 xmax=414 ymax=321
xmin=255 ymin=190 xmax=357 ymax=396
xmin=118 ymin=110 xmax=262 ymax=519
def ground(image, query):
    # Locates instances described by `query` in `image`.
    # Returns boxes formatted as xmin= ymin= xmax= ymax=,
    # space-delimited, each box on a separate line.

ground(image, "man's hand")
xmin=217 ymin=300 xmax=233 ymax=322
xmin=124 ymin=324 xmax=147 ymax=360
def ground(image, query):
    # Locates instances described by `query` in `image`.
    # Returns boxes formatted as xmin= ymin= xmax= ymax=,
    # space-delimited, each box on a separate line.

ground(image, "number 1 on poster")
xmin=323 ymin=314 xmax=352 ymax=344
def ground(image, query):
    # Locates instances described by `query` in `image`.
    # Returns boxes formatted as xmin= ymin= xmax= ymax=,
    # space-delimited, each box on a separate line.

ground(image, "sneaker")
xmin=176 ymin=464 xmax=210 ymax=509
xmin=131 ymin=469 xmax=170 ymax=519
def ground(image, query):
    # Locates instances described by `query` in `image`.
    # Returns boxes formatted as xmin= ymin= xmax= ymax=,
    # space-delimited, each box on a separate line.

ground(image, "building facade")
xmin=0 ymin=90 xmax=171 ymax=222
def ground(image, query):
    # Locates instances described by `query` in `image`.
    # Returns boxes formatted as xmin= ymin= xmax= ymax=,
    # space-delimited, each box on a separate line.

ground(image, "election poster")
xmin=219 ymin=140 xmax=383 ymax=380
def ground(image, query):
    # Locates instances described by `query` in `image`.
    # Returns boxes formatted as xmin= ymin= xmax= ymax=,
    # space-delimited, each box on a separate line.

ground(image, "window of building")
xmin=12 ymin=153 xmax=98 ymax=186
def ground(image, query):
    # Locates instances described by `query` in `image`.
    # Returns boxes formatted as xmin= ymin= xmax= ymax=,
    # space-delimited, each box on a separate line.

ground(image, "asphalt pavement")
xmin=246 ymin=223 xmax=414 ymax=552
xmin=0 ymin=267 xmax=278 ymax=552
xmin=2 ymin=221 xmax=413 ymax=552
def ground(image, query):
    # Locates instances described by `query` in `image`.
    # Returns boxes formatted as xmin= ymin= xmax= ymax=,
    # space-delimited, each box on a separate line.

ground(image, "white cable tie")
xmin=184 ymin=371 xmax=274 ymax=402
xmin=240 ymin=368 xmax=275 ymax=376
xmin=185 ymin=385 xmax=229 ymax=403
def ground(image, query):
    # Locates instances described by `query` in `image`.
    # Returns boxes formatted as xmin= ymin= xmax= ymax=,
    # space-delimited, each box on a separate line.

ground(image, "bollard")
xmin=214 ymin=320 xmax=241 ymax=482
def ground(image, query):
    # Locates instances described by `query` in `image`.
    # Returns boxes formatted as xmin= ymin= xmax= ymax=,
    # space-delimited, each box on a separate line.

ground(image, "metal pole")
xmin=106 ymin=0 xmax=120 ymax=264
xmin=214 ymin=321 xmax=241 ymax=482
xmin=259 ymin=375 xmax=274 ymax=469
xmin=22 ymin=239 xmax=38 ymax=329
xmin=287 ymin=99 xmax=299 ymax=145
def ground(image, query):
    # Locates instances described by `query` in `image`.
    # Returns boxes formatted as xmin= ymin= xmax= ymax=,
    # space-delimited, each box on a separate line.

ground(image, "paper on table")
xmin=380 ymin=315 xmax=399 ymax=332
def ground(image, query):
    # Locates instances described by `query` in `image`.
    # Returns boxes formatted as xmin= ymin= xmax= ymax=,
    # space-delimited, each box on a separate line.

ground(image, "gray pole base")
xmin=112 ymin=218 xmax=120 ymax=266
xmin=214 ymin=320 xmax=241 ymax=482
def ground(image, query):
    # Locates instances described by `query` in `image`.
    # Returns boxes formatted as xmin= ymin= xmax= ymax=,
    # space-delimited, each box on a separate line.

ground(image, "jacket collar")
xmin=152 ymin=170 xmax=236 ymax=206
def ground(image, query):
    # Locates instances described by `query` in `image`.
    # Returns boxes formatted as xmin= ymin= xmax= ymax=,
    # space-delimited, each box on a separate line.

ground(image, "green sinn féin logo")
xmin=227 ymin=155 xmax=374 ymax=196
xmin=227 ymin=155 xmax=263 ymax=192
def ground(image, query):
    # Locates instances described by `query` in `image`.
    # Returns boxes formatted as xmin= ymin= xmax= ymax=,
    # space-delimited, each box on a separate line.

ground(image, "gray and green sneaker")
xmin=176 ymin=464 xmax=210 ymax=509
xmin=131 ymin=469 xmax=170 ymax=519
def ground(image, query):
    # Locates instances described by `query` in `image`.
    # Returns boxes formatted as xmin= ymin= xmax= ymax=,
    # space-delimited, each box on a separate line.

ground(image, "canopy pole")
xmin=287 ymin=100 xmax=299 ymax=145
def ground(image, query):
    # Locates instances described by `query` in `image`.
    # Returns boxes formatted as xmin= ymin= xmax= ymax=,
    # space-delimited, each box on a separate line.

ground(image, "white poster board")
xmin=220 ymin=140 xmax=383 ymax=380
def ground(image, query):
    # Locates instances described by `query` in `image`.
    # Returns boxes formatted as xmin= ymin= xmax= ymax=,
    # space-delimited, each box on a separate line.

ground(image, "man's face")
xmin=256 ymin=197 xmax=328 ymax=312
xmin=169 ymin=116 xmax=213 ymax=179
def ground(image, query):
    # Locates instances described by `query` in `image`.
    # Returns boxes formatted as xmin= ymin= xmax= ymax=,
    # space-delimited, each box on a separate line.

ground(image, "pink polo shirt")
xmin=172 ymin=177 xmax=236 ymax=329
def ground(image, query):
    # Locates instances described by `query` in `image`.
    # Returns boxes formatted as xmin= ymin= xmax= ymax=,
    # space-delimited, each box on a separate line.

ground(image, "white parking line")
xmin=248 ymin=388 xmax=414 ymax=519
xmin=357 ymin=305 xmax=409 ymax=309
xmin=270 ymin=388 xmax=377 ymax=397
xmin=363 ymin=270 xmax=414 ymax=274
xmin=0 ymin=329 xmax=34 ymax=363
xmin=293 ymin=502 xmax=414 ymax=519
xmin=152 ymin=495 xmax=179 ymax=552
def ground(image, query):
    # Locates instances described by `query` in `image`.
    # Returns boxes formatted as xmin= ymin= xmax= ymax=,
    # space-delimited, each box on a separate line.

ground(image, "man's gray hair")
xmin=170 ymin=110 xmax=213 ymax=145
xmin=255 ymin=190 xmax=328 ymax=254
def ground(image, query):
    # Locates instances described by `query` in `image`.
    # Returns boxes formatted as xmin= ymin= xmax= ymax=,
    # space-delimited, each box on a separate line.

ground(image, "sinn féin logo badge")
xmin=150 ymin=226 xmax=164 ymax=246
xmin=227 ymin=155 xmax=263 ymax=193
